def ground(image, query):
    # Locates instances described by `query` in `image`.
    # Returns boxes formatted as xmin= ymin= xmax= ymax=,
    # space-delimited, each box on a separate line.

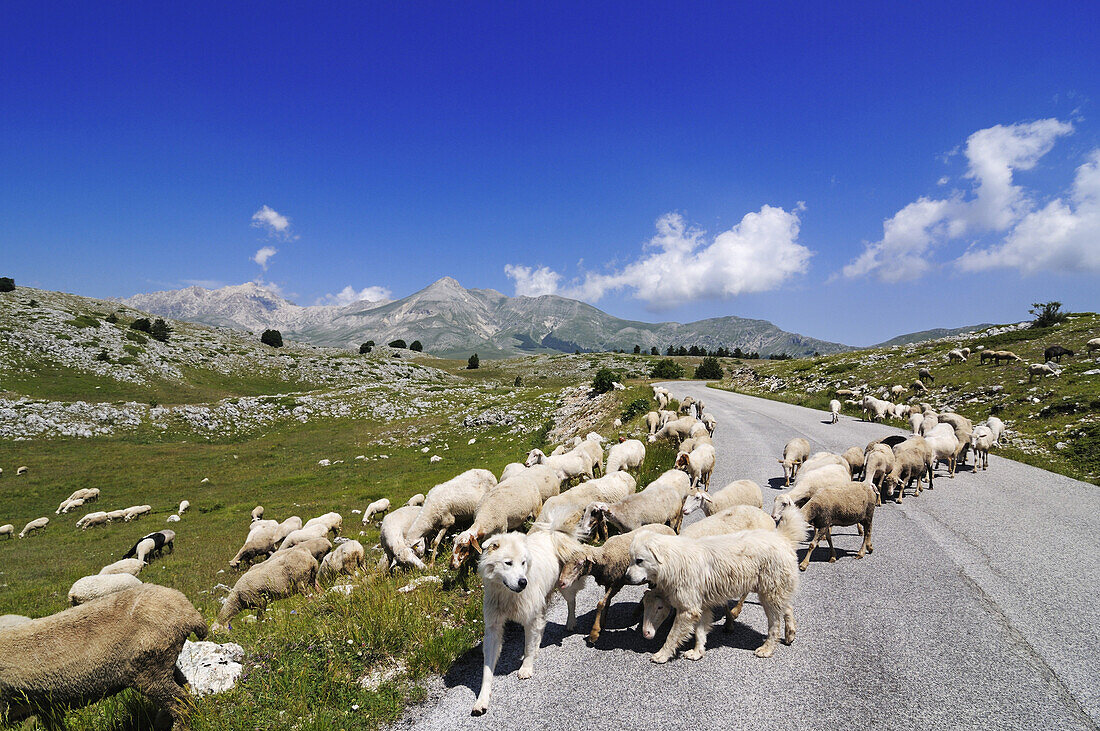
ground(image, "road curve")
xmin=400 ymin=383 xmax=1099 ymax=730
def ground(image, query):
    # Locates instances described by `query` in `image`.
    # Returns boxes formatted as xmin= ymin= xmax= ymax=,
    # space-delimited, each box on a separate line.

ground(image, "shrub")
xmin=66 ymin=315 xmax=100 ymax=328
xmin=130 ymin=318 xmax=151 ymax=333
xmin=125 ymin=330 xmax=147 ymax=345
xmin=650 ymin=359 xmax=684 ymax=379
xmin=27 ymin=299 xmax=38 ymax=308
xmin=591 ymin=368 xmax=616 ymax=394
xmin=410 ymin=340 xmax=423 ymax=352
xmin=105 ymin=312 xmax=118 ymax=323
xmin=0 ymin=277 xmax=14 ymax=292
xmin=359 ymin=342 xmax=373 ymax=354
xmin=95 ymin=350 xmax=111 ymax=362
xmin=261 ymin=329 xmax=284 ymax=348
xmin=633 ymin=345 xmax=641 ymax=354
xmin=650 ymin=346 xmax=659 ymax=356
xmin=693 ymin=356 xmax=723 ymax=380
xmin=620 ymin=398 xmax=649 ymax=423
xmin=467 ymin=353 xmax=479 ymax=369
xmin=514 ymin=376 xmax=523 ymax=387
xmin=388 ymin=339 xmax=407 ymax=349
xmin=150 ymin=318 xmax=170 ymax=342
xmin=1029 ymin=301 xmax=1067 ymax=329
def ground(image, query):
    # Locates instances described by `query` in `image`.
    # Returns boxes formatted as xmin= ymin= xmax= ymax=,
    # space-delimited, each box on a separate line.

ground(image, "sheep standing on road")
xmin=841 ymin=447 xmax=865 ymax=480
xmin=675 ymin=443 xmax=716 ymax=488
xmin=970 ymin=426 xmax=995 ymax=470
xmin=793 ymin=481 xmax=876 ymax=571
xmin=680 ymin=479 xmax=763 ymax=517
xmin=829 ymin=399 xmax=841 ymax=424
xmin=778 ymin=438 xmax=811 ymax=486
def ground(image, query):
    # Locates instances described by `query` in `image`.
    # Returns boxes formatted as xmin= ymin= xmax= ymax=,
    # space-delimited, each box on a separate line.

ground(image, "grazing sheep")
xmin=524 ymin=447 xmax=593 ymax=483
xmin=99 ymin=558 xmax=145 ymax=576
xmin=405 ymin=468 xmax=497 ymax=564
xmin=680 ymin=479 xmax=763 ymax=517
xmin=1088 ymin=338 xmax=1100 ymax=353
xmin=450 ymin=468 xmax=551 ymax=571
xmin=648 ymin=416 xmax=697 ymax=444
xmin=0 ymin=524 xmax=13 ymax=539
xmin=861 ymin=395 xmax=893 ymax=422
xmin=407 ymin=493 xmax=426 ymax=507
xmin=645 ymin=411 xmax=661 ymax=435
xmin=251 ymin=505 xmax=265 ymax=522
xmin=625 ymin=514 xmax=807 ymax=663
xmin=971 ymin=426 xmax=995 ymax=470
xmin=984 ymin=416 xmax=1006 ymax=446
xmin=319 ymin=540 xmax=366 ymax=581
xmin=215 ymin=547 xmax=320 ymax=629
xmin=794 ymin=482 xmax=876 ymax=571
xmin=1044 ymin=345 xmax=1074 ymax=362
xmin=688 ymin=421 xmax=709 ymax=439
xmin=177 ymin=500 xmax=189 ymax=515
xmin=16 ymin=466 xmax=27 ymax=476
xmin=0 ymin=585 xmax=206 ymax=730
xmin=573 ymin=438 xmax=605 ymax=477
xmin=76 ymin=511 xmax=109 ymax=530
xmin=948 ymin=349 xmax=967 ymax=362
xmin=274 ymin=516 xmax=302 ymax=543
xmin=166 ymin=514 xmax=180 ymax=524
xmin=980 ymin=350 xmax=996 ymax=364
xmin=993 ymin=350 xmax=1024 ymax=365
xmin=379 ymin=505 xmax=426 ymax=571
xmin=890 ymin=385 xmax=907 ymax=397
xmin=123 ymin=505 xmax=152 ymax=522
xmin=18 ymin=517 xmax=48 ymax=538
xmin=678 ymin=396 xmax=696 ymax=416
xmin=841 ymin=447 xmax=865 ymax=480
xmin=106 ymin=509 xmax=128 ymax=522
xmin=657 ymin=409 xmax=678 ymax=427
xmin=68 ymin=574 xmax=143 ymax=605
xmin=778 ymin=437 xmax=811 ymax=486
xmin=499 ymin=462 xmax=526 ymax=482
xmin=582 ymin=470 xmax=692 ymax=536
xmin=557 ymin=524 xmax=677 ymax=644
xmin=829 ymin=399 xmax=841 ymax=424
xmin=124 ymin=530 xmax=175 ymax=562
xmin=1029 ymin=362 xmax=1060 ymax=381
xmin=676 ymin=435 xmax=712 ymax=456
xmin=918 ymin=367 xmax=934 ymax=384
xmin=303 ymin=512 xmax=343 ymax=536
xmin=277 ymin=536 xmax=331 ymax=563
xmin=362 ymin=498 xmax=392 ymax=524
xmin=910 ymin=380 xmax=928 ymax=394
xmin=280 ymin=524 xmax=331 ymax=551
xmin=536 ymin=472 xmax=636 ymax=531
xmin=606 ymin=438 xmax=646 ymax=474
xmin=656 ymin=391 xmax=669 ymax=409
xmin=835 ymin=388 xmax=858 ymax=398
xmin=770 ymin=464 xmax=851 ymax=520
xmin=885 ymin=437 xmax=935 ymax=502
xmin=675 ymin=443 xmax=716 ymax=488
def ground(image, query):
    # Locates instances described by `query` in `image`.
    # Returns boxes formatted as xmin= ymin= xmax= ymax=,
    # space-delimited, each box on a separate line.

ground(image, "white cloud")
xmin=957 ymin=150 xmax=1100 ymax=273
xmin=252 ymin=246 xmax=278 ymax=270
xmin=844 ymin=118 xmax=1076 ymax=281
xmin=503 ymin=265 xmax=562 ymax=297
xmin=315 ymin=285 xmax=393 ymax=307
xmin=506 ymin=205 xmax=811 ymax=309
xmin=251 ymin=205 xmax=294 ymax=239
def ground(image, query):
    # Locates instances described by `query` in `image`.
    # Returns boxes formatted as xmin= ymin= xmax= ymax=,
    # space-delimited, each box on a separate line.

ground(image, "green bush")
xmin=514 ymin=376 xmax=523 ymax=387
xmin=28 ymin=299 xmax=39 ymax=308
xmin=620 ymin=398 xmax=649 ymax=423
xmin=650 ymin=359 xmax=684 ymax=379
xmin=105 ymin=312 xmax=118 ymax=323
xmin=261 ymin=329 xmax=284 ymax=348
xmin=125 ymin=330 xmax=147 ymax=345
xmin=150 ymin=318 xmax=170 ymax=343
xmin=410 ymin=340 xmax=423 ymax=352
xmin=388 ymin=339 xmax=407 ymax=349
xmin=130 ymin=318 xmax=151 ymax=333
xmin=1030 ymin=301 xmax=1067 ymax=329
xmin=0 ymin=277 xmax=14 ymax=292
xmin=467 ymin=353 xmax=479 ymax=369
xmin=693 ymin=356 xmax=723 ymax=380
xmin=95 ymin=350 xmax=111 ymax=362
xmin=359 ymin=342 xmax=373 ymax=354
xmin=591 ymin=368 xmax=616 ymax=394
xmin=65 ymin=315 xmax=100 ymax=328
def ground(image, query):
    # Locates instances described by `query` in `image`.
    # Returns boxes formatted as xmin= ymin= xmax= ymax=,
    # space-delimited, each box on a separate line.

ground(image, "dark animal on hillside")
xmin=1044 ymin=345 xmax=1074 ymax=362
xmin=124 ymin=530 xmax=175 ymax=560
xmin=917 ymin=368 xmax=934 ymax=384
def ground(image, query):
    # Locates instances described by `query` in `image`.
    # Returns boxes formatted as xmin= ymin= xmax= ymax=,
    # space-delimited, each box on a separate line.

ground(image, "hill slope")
xmin=126 ymin=277 xmax=852 ymax=358
xmin=873 ymin=323 xmax=995 ymax=348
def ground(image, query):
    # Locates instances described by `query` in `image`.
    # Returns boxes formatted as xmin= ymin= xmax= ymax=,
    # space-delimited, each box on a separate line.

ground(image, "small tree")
xmin=28 ymin=299 xmax=39 ymax=308
xmin=0 ymin=277 xmax=14 ymax=292
xmin=130 ymin=318 xmax=152 ymax=333
xmin=650 ymin=346 xmax=659 ymax=356
xmin=1029 ymin=301 xmax=1067 ymax=329
xmin=650 ymin=359 xmax=684 ymax=379
xmin=693 ymin=356 xmax=723 ymax=380
xmin=150 ymin=318 xmax=171 ymax=343
xmin=105 ymin=312 xmax=118 ymax=323
xmin=261 ymin=329 xmax=283 ymax=348
xmin=95 ymin=350 xmax=111 ymax=362
xmin=388 ymin=339 xmax=407 ymax=349
xmin=467 ymin=353 xmax=480 ymax=369
xmin=359 ymin=342 xmax=373 ymax=354
xmin=633 ymin=344 xmax=641 ymax=354
xmin=410 ymin=340 xmax=423 ymax=352
xmin=514 ymin=375 xmax=523 ymax=387
xmin=591 ymin=368 xmax=615 ymax=394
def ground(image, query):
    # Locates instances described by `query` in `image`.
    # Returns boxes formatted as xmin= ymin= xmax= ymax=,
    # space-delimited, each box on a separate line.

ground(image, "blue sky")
xmin=2 ymin=1 xmax=1098 ymax=345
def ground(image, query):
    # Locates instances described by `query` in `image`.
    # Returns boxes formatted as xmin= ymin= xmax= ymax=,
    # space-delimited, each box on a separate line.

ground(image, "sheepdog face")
xmin=625 ymin=537 xmax=660 ymax=585
xmin=478 ymin=533 xmax=529 ymax=593
xmin=640 ymin=590 xmax=672 ymax=640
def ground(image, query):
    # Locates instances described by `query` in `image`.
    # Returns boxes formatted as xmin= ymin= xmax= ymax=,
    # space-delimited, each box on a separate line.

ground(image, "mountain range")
xmin=125 ymin=277 xmax=852 ymax=358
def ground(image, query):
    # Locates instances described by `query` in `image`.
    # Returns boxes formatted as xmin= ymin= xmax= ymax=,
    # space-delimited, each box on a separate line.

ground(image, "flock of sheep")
xmin=0 ymin=340 xmax=1046 ymax=725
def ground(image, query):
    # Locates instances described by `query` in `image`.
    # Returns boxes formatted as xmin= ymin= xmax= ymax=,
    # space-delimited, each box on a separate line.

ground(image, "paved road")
xmin=400 ymin=383 xmax=1099 ymax=730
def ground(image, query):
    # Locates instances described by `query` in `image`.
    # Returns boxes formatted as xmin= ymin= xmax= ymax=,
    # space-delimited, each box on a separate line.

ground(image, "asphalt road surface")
xmin=399 ymin=383 xmax=1099 ymax=730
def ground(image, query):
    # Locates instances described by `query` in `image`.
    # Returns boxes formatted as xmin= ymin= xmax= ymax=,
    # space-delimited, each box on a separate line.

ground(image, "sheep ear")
xmin=469 ymin=535 xmax=484 ymax=554
xmin=701 ymin=494 xmax=714 ymax=504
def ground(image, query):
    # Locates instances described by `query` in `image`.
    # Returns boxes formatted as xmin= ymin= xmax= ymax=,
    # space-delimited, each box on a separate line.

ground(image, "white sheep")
xmin=123 ymin=505 xmax=151 ymax=522
xmin=778 ymin=437 xmax=811 ymax=486
xmin=984 ymin=416 xmax=1006 ymax=446
xmin=923 ymin=423 xmax=960 ymax=477
xmin=909 ymin=412 xmax=923 ymax=434
xmin=407 ymin=493 xmax=426 ymax=507
xmin=16 ymin=466 xmax=28 ymax=476
xmin=303 ymin=511 xmax=342 ymax=536
xmin=606 ymin=439 xmax=645 ymax=474
xmin=841 ymin=447 xmax=865 ymax=480
xmin=319 ymin=540 xmax=366 ymax=581
xmin=861 ymin=395 xmax=892 ymax=422
xmin=251 ymin=505 xmax=264 ymax=522
xmin=18 ymin=517 xmax=49 ymax=538
xmin=770 ymin=464 xmax=851 ymax=520
xmin=647 ymin=416 xmax=697 ymax=444
xmin=99 ymin=558 xmax=145 ymax=576
xmin=862 ymin=446 xmax=895 ymax=504
xmin=450 ymin=468 xmax=549 ymax=571
xmin=0 ymin=524 xmax=13 ymax=539
xmin=794 ymin=480 xmax=876 ymax=571
xmin=701 ymin=414 xmax=717 ymax=436
xmin=106 ymin=509 xmax=128 ymax=522
xmin=280 ymin=524 xmax=331 ymax=551
xmin=1028 ymin=363 xmax=1060 ymax=381
xmin=681 ymin=479 xmax=763 ymax=517
xmin=970 ymin=425 xmax=994 ymax=470
xmin=56 ymin=498 xmax=85 ymax=515
xmin=525 ymin=447 xmax=593 ymax=483
xmin=379 ymin=505 xmax=427 ymax=571
xmin=656 ymin=392 xmax=669 ymax=409
xmin=178 ymin=500 xmax=190 ymax=515
xmin=948 ymin=348 xmax=967 ymax=362
xmin=535 ymin=472 xmax=636 ymax=530
xmin=645 ymin=411 xmax=661 ymax=436
xmin=582 ymin=470 xmax=692 ymax=535
xmin=166 ymin=514 xmax=180 ymax=523
xmin=1088 ymin=337 xmax=1100 ymax=353
xmin=829 ymin=399 xmax=841 ymax=424
xmin=404 ymin=468 xmax=497 ymax=564
xmin=362 ymin=498 xmax=391 ymax=524
xmin=68 ymin=574 xmax=143 ymax=606
xmin=674 ymin=443 xmax=715 ymax=488
xmin=893 ymin=403 xmax=910 ymax=419
xmin=688 ymin=421 xmax=709 ymax=439
xmin=890 ymin=385 xmax=907 ymax=397
xmin=657 ymin=409 xmax=677 ymax=427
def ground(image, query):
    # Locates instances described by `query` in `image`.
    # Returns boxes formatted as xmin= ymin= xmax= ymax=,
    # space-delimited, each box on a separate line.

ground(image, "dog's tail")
xmin=534 ymin=505 xmax=587 ymax=564
xmin=775 ymin=504 xmax=809 ymax=547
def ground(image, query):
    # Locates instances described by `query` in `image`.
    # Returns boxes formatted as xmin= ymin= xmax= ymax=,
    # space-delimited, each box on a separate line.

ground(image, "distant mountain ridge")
xmin=872 ymin=324 xmax=995 ymax=348
xmin=125 ymin=277 xmax=853 ymax=358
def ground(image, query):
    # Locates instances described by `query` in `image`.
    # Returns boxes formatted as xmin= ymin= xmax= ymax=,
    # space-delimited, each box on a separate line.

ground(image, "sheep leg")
xmin=471 ymin=618 xmax=504 ymax=715
xmin=856 ymin=518 xmax=874 ymax=558
xmin=725 ymin=593 xmax=748 ymax=629
xmin=135 ymin=666 xmax=190 ymax=731
xmin=652 ymin=607 xmax=699 ymax=663
xmin=799 ymin=528 xmax=825 ymax=571
xmin=559 ymin=580 xmax=581 ymax=631
xmin=429 ymin=528 xmax=447 ymax=564
xmin=588 ymin=582 xmax=622 ymax=643
xmin=755 ymin=598 xmax=783 ymax=657
xmin=683 ymin=607 xmax=712 ymax=661
xmin=517 ymin=615 xmax=546 ymax=680
xmin=825 ymin=527 xmax=837 ymax=563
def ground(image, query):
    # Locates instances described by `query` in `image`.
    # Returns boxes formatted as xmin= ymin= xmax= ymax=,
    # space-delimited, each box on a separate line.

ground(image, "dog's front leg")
xmin=683 ymin=607 xmax=712 ymax=661
xmin=471 ymin=618 xmax=504 ymax=715
xmin=652 ymin=608 xmax=698 ymax=664
xmin=517 ymin=614 xmax=546 ymax=679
